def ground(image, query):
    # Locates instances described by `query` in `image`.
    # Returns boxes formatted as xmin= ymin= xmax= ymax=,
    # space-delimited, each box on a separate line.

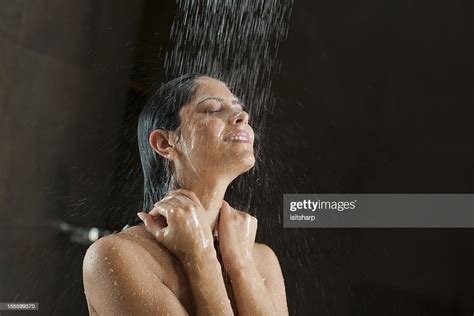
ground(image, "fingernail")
xmin=137 ymin=212 xmax=145 ymax=222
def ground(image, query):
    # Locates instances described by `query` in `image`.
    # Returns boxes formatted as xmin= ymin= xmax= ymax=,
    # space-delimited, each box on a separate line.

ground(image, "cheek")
xmin=183 ymin=118 xmax=226 ymax=149
xmin=193 ymin=118 xmax=226 ymax=143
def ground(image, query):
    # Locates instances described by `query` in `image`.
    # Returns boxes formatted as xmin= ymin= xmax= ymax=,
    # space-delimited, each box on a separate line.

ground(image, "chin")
xmin=240 ymin=154 xmax=256 ymax=172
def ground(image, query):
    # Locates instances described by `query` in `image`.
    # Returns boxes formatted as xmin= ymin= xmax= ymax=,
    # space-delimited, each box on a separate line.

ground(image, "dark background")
xmin=0 ymin=0 xmax=473 ymax=315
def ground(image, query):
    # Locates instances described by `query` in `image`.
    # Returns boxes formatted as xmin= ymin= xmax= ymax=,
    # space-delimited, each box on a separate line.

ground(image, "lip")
xmin=223 ymin=130 xmax=252 ymax=144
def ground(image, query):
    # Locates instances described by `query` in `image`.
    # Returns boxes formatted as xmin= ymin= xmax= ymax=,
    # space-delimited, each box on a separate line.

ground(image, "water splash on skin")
xmin=190 ymin=208 xmax=210 ymax=249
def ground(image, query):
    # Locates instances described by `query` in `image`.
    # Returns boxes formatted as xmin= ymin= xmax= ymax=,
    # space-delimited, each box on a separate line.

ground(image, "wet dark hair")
xmin=137 ymin=73 xmax=205 ymax=218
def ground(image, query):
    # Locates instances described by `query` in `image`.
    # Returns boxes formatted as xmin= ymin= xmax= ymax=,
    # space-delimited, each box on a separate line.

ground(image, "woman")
xmin=82 ymin=74 xmax=288 ymax=315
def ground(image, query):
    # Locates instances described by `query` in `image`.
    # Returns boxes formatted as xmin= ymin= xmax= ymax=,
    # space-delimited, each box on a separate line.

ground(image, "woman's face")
xmin=173 ymin=76 xmax=255 ymax=179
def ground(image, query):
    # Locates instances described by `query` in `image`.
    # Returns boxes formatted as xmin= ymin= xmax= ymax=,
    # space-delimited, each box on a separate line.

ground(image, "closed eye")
xmin=205 ymin=108 xmax=222 ymax=113
xmin=204 ymin=101 xmax=223 ymax=113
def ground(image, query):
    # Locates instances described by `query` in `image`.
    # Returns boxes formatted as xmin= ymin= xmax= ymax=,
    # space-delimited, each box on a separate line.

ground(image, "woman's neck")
xmin=170 ymin=174 xmax=231 ymax=233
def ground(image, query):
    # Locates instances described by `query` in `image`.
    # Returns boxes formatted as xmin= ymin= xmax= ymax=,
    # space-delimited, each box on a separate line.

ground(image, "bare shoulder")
xmin=253 ymin=243 xmax=282 ymax=279
xmin=83 ymin=225 xmax=168 ymax=280
xmin=82 ymin=233 xmax=124 ymax=274
xmin=82 ymin=226 xmax=191 ymax=315
xmin=82 ymin=231 xmax=153 ymax=289
xmin=82 ymin=233 xmax=144 ymax=315
xmin=83 ymin=228 xmax=142 ymax=271
xmin=254 ymin=242 xmax=279 ymax=263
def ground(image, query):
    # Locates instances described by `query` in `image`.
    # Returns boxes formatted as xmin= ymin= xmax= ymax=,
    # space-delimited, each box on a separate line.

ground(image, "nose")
xmin=231 ymin=110 xmax=250 ymax=125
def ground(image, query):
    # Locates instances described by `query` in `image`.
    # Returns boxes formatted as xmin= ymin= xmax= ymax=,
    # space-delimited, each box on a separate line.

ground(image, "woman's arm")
xmin=181 ymin=247 xmax=234 ymax=315
xmin=227 ymin=243 xmax=288 ymax=316
xmin=218 ymin=202 xmax=289 ymax=315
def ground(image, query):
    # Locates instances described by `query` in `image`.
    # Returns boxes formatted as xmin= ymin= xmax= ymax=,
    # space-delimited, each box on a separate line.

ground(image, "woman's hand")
xmin=137 ymin=189 xmax=215 ymax=264
xmin=218 ymin=201 xmax=258 ymax=273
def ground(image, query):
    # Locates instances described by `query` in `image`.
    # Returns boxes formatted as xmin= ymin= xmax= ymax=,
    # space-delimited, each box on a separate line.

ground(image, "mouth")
xmin=225 ymin=139 xmax=251 ymax=144
xmin=223 ymin=132 xmax=251 ymax=144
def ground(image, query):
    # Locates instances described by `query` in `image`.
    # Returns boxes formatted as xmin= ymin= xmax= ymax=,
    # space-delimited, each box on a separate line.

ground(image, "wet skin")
xmin=83 ymin=77 xmax=288 ymax=315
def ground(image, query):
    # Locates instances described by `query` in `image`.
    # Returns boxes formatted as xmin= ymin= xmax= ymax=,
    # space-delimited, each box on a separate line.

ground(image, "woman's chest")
xmin=121 ymin=228 xmax=240 ymax=314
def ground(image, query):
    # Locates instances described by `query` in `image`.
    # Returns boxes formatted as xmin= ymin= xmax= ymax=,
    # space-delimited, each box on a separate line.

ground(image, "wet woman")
xmin=82 ymin=74 xmax=288 ymax=315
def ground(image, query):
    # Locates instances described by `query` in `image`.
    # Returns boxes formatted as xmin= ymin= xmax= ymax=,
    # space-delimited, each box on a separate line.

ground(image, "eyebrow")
xmin=198 ymin=97 xmax=246 ymax=110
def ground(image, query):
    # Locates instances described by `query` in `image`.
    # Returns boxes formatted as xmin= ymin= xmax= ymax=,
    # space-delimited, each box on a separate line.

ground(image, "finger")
xmin=158 ymin=194 xmax=174 ymax=203
xmin=138 ymin=212 xmax=168 ymax=242
xmin=148 ymin=207 xmax=169 ymax=227
xmin=153 ymin=227 xmax=167 ymax=243
xmin=219 ymin=201 xmax=232 ymax=223
xmin=152 ymin=194 xmax=174 ymax=208
xmin=150 ymin=198 xmax=189 ymax=226
xmin=171 ymin=189 xmax=204 ymax=208
xmin=249 ymin=218 xmax=258 ymax=245
xmin=168 ymin=192 xmax=196 ymax=210
xmin=137 ymin=212 xmax=163 ymax=230
xmin=149 ymin=200 xmax=176 ymax=217
xmin=218 ymin=208 xmax=226 ymax=232
xmin=250 ymin=225 xmax=257 ymax=245
xmin=220 ymin=201 xmax=232 ymax=215
xmin=160 ymin=196 xmax=194 ymax=215
xmin=165 ymin=191 xmax=201 ymax=214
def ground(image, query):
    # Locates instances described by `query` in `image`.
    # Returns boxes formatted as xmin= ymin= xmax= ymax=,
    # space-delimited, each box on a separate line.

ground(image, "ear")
xmin=149 ymin=129 xmax=179 ymax=159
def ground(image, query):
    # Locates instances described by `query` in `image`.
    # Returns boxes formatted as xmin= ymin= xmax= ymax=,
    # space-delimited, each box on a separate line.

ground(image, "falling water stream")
xmin=163 ymin=0 xmax=295 ymax=217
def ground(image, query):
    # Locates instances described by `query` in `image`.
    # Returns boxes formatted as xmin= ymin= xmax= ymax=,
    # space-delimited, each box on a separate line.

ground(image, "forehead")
xmin=193 ymin=77 xmax=233 ymax=98
xmin=179 ymin=77 xmax=234 ymax=118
